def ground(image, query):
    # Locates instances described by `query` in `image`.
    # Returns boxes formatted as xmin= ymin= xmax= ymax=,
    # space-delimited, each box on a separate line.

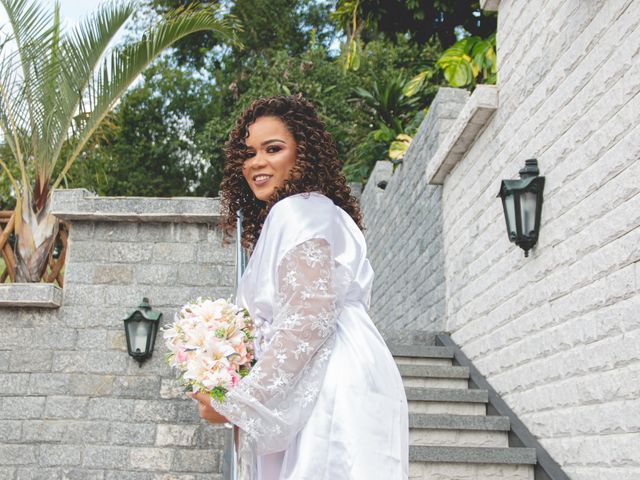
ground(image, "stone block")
xmin=152 ymin=244 xmax=196 ymax=263
xmin=68 ymin=374 xmax=114 ymax=396
xmin=8 ymin=351 xmax=52 ymax=373
xmin=82 ymin=446 xmax=129 ymax=469
xmin=196 ymin=243 xmax=234 ymax=265
xmin=59 ymin=468 xmax=105 ymax=480
xmin=131 ymin=400 xmax=177 ymax=423
xmin=101 ymin=284 xmax=162 ymax=307
xmin=92 ymin=265 xmax=134 ymax=285
xmin=63 ymin=421 xmax=110 ymax=444
xmin=15 ymin=467 xmax=61 ymax=480
xmin=63 ymin=263 xmax=94 ymax=284
xmin=155 ymin=424 xmax=198 ymax=447
xmin=75 ymin=330 xmax=108 ymax=350
xmin=0 ymin=445 xmax=37 ymax=465
xmin=171 ymin=449 xmax=219 ymax=473
xmin=0 ymin=397 xmax=45 ymax=420
xmin=0 ymin=467 xmax=15 ymax=480
xmin=159 ymin=379 xmax=185 ymax=400
xmin=21 ymin=420 xmax=66 ymax=442
xmin=60 ymin=306 xmax=126 ymax=329
xmin=0 ymin=352 xmax=9 ymax=371
xmin=38 ymin=445 xmax=81 ymax=467
xmin=174 ymin=224 xmax=207 ymax=243
xmin=32 ymin=327 xmax=77 ymax=350
xmin=43 ymin=396 xmax=89 ymax=420
xmin=176 ymin=264 xmax=234 ymax=287
xmin=69 ymin=242 xmax=152 ymax=264
xmin=0 ymin=374 xmax=30 ymax=395
xmin=104 ymin=472 xmax=153 ymax=480
xmin=87 ymin=398 xmax=136 ymax=421
xmin=129 ymin=448 xmax=173 ymax=471
xmin=106 ymin=331 xmax=127 ymax=351
xmin=194 ymin=425 xmax=225 ymax=449
xmin=52 ymin=351 xmax=126 ymax=375
xmin=0 ymin=420 xmax=22 ymax=442
xmin=94 ymin=222 xmax=139 ymax=242
xmin=62 ymin=285 xmax=106 ymax=307
xmin=133 ymin=265 xmax=179 ymax=286
xmin=113 ymin=376 xmax=161 ymax=399
xmin=110 ymin=422 xmax=156 ymax=446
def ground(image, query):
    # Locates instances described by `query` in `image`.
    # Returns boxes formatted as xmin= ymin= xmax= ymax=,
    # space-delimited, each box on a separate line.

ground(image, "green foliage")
xmin=208 ymin=386 xmax=227 ymax=402
xmin=332 ymin=0 xmax=496 ymax=49
xmin=65 ymin=58 xmax=220 ymax=197
xmin=437 ymin=33 xmax=496 ymax=88
xmin=0 ymin=0 xmax=241 ymax=242
xmin=73 ymin=1 xmax=475 ymax=195
xmin=150 ymin=0 xmax=337 ymax=67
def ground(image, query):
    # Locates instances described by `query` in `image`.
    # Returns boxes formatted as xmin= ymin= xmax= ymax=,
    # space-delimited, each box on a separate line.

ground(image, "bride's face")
xmin=242 ymin=115 xmax=297 ymax=202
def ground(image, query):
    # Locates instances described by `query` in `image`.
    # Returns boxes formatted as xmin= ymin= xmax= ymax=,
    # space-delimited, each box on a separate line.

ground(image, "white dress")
xmin=211 ymin=191 xmax=409 ymax=479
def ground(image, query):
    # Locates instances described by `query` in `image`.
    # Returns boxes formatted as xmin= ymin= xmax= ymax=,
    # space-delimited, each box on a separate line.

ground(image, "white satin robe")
xmin=212 ymin=191 xmax=409 ymax=480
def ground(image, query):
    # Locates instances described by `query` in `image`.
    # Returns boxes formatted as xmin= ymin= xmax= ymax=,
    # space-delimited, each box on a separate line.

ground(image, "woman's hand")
xmin=188 ymin=391 xmax=230 ymax=424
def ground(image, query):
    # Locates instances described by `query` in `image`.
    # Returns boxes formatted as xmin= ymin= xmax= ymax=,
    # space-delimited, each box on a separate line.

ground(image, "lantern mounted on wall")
xmin=497 ymin=159 xmax=545 ymax=257
xmin=123 ymin=297 xmax=162 ymax=366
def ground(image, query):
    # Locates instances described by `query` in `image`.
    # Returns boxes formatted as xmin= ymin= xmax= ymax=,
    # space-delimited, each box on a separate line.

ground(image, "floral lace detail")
xmin=211 ymin=238 xmax=338 ymax=478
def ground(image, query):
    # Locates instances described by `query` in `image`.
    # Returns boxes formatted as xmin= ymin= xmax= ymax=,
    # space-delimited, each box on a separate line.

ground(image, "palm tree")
xmin=0 ymin=0 xmax=241 ymax=282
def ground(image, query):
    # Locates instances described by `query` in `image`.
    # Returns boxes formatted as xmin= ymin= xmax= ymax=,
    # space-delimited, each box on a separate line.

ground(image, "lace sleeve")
xmin=211 ymin=237 xmax=338 ymax=455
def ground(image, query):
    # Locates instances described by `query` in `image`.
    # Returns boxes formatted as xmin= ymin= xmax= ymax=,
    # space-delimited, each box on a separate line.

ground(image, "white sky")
xmin=1 ymin=0 xmax=124 ymax=24
xmin=1 ymin=0 xmax=131 ymax=45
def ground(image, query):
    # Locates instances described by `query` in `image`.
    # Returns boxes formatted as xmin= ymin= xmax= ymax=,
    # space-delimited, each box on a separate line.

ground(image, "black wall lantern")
xmin=123 ymin=297 xmax=162 ymax=366
xmin=497 ymin=159 xmax=545 ymax=257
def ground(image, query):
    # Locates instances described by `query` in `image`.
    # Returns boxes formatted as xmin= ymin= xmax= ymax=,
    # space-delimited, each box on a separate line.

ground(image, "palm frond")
xmin=43 ymin=0 xmax=136 ymax=178
xmin=1 ymin=0 xmax=57 ymax=158
xmin=51 ymin=5 xmax=242 ymax=190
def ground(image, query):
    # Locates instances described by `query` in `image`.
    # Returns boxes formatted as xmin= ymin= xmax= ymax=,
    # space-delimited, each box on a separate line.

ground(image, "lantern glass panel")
xmin=520 ymin=191 xmax=537 ymax=236
xmin=503 ymin=192 xmax=516 ymax=238
xmin=128 ymin=319 xmax=150 ymax=354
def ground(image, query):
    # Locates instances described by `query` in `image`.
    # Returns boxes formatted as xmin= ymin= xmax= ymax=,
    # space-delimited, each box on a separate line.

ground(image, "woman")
xmin=190 ymin=94 xmax=408 ymax=479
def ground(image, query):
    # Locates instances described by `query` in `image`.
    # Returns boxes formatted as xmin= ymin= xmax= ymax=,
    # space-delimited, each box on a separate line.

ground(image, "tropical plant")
xmin=0 ymin=0 xmax=241 ymax=282
xmin=351 ymin=73 xmax=421 ymax=130
xmin=436 ymin=33 xmax=496 ymax=87
xmin=331 ymin=0 xmax=496 ymax=51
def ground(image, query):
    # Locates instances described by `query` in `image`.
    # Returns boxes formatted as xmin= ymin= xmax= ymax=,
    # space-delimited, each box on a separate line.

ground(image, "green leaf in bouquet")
xmin=209 ymin=386 xmax=227 ymax=402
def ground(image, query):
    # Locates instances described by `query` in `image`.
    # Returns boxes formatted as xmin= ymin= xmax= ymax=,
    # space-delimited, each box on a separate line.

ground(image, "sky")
xmin=1 ymin=0 xmax=119 ymax=25
xmin=1 ymin=0 xmax=129 ymax=45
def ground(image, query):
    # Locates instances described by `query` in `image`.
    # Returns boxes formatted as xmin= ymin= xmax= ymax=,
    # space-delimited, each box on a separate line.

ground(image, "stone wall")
xmin=0 ymin=189 xmax=234 ymax=479
xmin=360 ymin=0 xmax=640 ymax=477
xmin=444 ymin=1 xmax=640 ymax=477
xmin=360 ymin=87 xmax=468 ymax=333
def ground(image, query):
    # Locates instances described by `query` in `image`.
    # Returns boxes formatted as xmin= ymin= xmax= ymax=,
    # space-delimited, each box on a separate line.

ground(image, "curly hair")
xmin=219 ymin=94 xmax=364 ymax=252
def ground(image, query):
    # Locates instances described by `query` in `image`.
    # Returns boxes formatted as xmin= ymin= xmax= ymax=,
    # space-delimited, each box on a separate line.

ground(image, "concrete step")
xmin=409 ymin=461 xmax=534 ymax=480
xmin=399 ymin=364 xmax=469 ymax=388
xmin=409 ymin=413 xmax=510 ymax=431
xmin=392 ymin=345 xmax=455 ymax=366
xmin=390 ymin=344 xmax=454 ymax=359
xmin=396 ymin=356 xmax=453 ymax=367
xmin=405 ymin=387 xmax=488 ymax=416
xmin=410 ymin=414 xmax=510 ymax=447
xmin=409 ymin=445 xmax=536 ymax=464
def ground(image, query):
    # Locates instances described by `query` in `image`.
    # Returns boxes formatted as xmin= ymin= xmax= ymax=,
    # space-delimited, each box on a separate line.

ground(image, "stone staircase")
xmin=389 ymin=344 xmax=537 ymax=480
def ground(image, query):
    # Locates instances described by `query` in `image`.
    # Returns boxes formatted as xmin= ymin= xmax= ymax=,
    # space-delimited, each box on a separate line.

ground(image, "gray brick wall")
xmin=441 ymin=0 xmax=640 ymax=475
xmin=0 ymin=192 xmax=234 ymax=478
xmin=360 ymin=87 xmax=468 ymax=335
xmin=359 ymin=0 xmax=640 ymax=475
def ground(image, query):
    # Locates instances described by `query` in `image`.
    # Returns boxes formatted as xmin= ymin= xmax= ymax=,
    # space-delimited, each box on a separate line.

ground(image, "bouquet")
xmin=163 ymin=296 xmax=255 ymax=402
